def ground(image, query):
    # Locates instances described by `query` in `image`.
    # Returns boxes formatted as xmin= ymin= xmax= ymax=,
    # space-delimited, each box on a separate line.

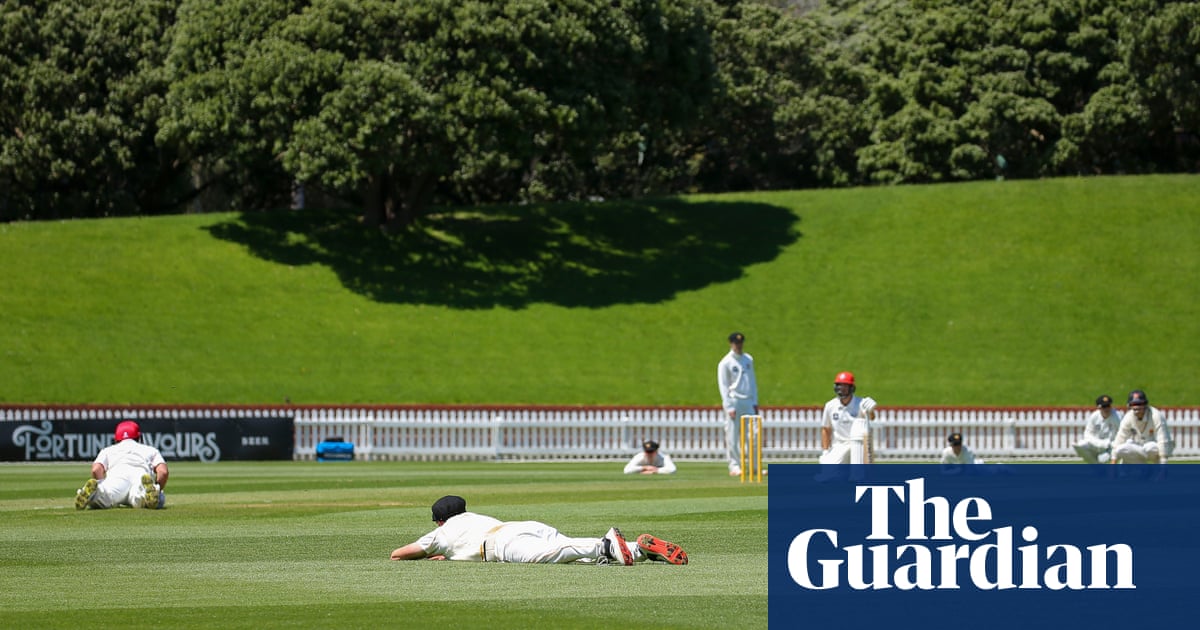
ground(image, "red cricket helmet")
xmin=834 ymin=371 xmax=856 ymax=398
xmin=114 ymin=420 xmax=140 ymax=442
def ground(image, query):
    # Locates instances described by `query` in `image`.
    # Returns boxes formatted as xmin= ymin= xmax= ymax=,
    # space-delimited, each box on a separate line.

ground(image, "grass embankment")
xmin=1 ymin=174 xmax=1196 ymax=405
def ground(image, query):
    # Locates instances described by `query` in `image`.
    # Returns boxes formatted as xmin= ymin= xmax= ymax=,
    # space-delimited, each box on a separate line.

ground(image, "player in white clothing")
xmin=819 ymin=372 xmax=876 ymax=465
xmin=390 ymin=496 xmax=688 ymax=565
xmin=1072 ymin=395 xmax=1122 ymax=464
xmin=623 ymin=440 xmax=677 ymax=475
xmin=1110 ymin=389 xmax=1172 ymax=465
xmin=940 ymin=432 xmax=984 ymax=465
xmin=74 ymin=420 xmax=168 ymax=510
xmin=717 ymin=332 xmax=758 ymax=476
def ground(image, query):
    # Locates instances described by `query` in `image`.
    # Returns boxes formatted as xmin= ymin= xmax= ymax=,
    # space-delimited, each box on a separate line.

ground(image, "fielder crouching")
xmin=1072 ymin=394 xmax=1121 ymax=465
xmin=1110 ymin=389 xmax=1173 ymax=465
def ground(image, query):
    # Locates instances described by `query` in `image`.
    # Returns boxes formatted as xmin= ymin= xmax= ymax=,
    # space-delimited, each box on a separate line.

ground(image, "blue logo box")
xmin=769 ymin=464 xmax=1199 ymax=629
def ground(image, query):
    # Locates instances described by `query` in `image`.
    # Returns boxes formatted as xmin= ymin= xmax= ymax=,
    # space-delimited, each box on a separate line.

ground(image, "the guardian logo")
xmin=787 ymin=478 xmax=1134 ymax=590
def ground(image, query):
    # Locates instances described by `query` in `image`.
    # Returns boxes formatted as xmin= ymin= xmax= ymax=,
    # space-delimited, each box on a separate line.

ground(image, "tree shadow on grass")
xmin=205 ymin=198 xmax=800 ymax=309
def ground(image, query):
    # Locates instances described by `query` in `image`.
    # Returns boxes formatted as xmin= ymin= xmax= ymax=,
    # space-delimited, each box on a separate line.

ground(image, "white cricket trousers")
xmin=486 ymin=521 xmax=604 ymax=564
xmin=819 ymin=439 xmax=867 ymax=465
xmin=1072 ymin=439 xmax=1111 ymax=465
xmin=725 ymin=400 xmax=758 ymax=472
xmin=1111 ymin=441 xmax=1162 ymax=464
xmin=93 ymin=468 xmax=157 ymax=508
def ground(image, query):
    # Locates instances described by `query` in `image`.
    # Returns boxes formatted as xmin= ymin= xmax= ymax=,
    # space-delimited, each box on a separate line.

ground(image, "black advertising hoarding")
xmin=1 ymin=416 xmax=294 ymax=462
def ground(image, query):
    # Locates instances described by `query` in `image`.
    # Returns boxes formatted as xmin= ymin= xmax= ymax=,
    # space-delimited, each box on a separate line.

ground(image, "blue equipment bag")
xmin=316 ymin=437 xmax=354 ymax=462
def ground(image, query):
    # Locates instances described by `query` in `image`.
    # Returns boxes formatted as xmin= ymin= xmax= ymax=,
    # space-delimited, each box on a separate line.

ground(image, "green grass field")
xmin=2 ymin=174 xmax=1197 ymax=406
xmin=0 ymin=461 xmax=768 ymax=629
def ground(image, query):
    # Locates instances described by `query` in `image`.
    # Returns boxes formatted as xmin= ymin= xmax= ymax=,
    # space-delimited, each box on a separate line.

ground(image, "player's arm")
xmin=657 ymin=455 xmax=677 ymax=474
xmin=749 ymin=362 xmax=758 ymax=412
xmin=718 ymin=362 xmax=741 ymax=418
xmin=821 ymin=426 xmax=831 ymax=451
xmin=90 ymin=462 xmax=106 ymax=480
xmin=623 ymin=455 xmax=643 ymax=475
xmin=716 ymin=363 xmax=730 ymax=410
xmin=154 ymin=462 xmax=169 ymax=489
xmin=390 ymin=543 xmax=429 ymax=561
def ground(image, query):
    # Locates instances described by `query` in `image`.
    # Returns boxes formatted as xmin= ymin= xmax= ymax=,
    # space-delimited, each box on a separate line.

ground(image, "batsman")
xmin=819 ymin=371 xmax=877 ymax=464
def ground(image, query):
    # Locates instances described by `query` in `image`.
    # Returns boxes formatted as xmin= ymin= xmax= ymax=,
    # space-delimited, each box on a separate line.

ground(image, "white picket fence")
xmin=5 ymin=405 xmax=1196 ymax=461
xmin=289 ymin=406 xmax=1200 ymax=461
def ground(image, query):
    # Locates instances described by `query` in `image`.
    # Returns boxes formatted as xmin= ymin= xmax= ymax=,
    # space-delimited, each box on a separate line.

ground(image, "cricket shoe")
xmin=75 ymin=478 xmax=98 ymax=510
xmin=636 ymin=534 xmax=688 ymax=565
xmin=603 ymin=527 xmax=634 ymax=566
xmin=139 ymin=474 xmax=160 ymax=509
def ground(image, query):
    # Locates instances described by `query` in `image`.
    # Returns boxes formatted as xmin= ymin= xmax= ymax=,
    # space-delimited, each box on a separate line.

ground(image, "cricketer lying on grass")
xmin=786 ymin=478 xmax=1134 ymax=591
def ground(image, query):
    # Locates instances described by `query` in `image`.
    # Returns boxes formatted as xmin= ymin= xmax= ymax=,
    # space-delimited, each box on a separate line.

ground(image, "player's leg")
xmin=727 ymin=402 xmax=754 ymax=475
xmin=494 ymin=522 xmax=612 ymax=564
xmin=132 ymin=473 xmax=163 ymax=509
xmin=849 ymin=438 xmax=865 ymax=465
xmin=92 ymin=474 xmax=134 ymax=508
xmin=74 ymin=478 xmax=99 ymax=510
xmin=725 ymin=416 xmax=740 ymax=475
xmin=504 ymin=534 xmax=604 ymax=564
xmin=1072 ymin=442 xmax=1100 ymax=464
xmin=815 ymin=442 xmax=852 ymax=481
xmin=822 ymin=442 xmax=851 ymax=464
xmin=1112 ymin=442 xmax=1146 ymax=464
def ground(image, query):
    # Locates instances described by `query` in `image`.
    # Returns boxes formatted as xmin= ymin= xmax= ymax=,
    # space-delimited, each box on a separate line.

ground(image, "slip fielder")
xmin=1072 ymin=395 xmax=1121 ymax=464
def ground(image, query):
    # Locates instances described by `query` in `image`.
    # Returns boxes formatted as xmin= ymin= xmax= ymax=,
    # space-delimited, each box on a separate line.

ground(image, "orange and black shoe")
xmin=637 ymin=534 xmax=688 ymax=565
xmin=603 ymin=527 xmax=635 ymax=566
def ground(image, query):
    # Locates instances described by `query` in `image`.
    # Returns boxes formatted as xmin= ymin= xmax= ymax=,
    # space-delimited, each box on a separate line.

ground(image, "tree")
xmin=1125 ymin=1 xmax=1200 ymax=170
xmin=677 ymin=1 xmax=866 ymax=191
xmin=161 ymin=0 xmax=717 ymax=228
xmin=0 ymin=0 xmax=188 ymax=221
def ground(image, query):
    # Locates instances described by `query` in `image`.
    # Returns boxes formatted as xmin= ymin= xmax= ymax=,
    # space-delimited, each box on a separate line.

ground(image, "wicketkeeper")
xmin=1110 ymin=390 xmax=1173 ymax=465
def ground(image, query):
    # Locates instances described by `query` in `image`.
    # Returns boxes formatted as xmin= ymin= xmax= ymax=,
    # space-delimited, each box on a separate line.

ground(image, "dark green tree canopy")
xmin=160 ymin=0 xmax=717 ymax=227
xmin=1 ymin=0 xmax=187 ymax=221
xmin=2 ymin=0 xmax=1196 ymax=222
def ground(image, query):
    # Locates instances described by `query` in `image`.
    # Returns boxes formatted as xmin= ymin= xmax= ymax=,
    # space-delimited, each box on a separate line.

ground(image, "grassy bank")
xmin=2 ymin=175 xmax=1196 ymax=405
